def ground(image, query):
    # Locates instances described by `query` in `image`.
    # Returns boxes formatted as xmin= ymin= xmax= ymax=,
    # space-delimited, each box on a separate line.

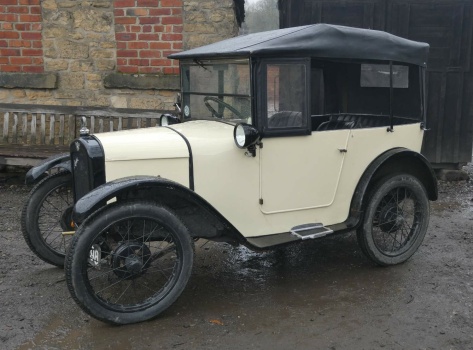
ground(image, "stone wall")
xmin=0 ymin=0 xmax=238 ymax=109
xmin=183 ymin=0 xmax=238 ymax=50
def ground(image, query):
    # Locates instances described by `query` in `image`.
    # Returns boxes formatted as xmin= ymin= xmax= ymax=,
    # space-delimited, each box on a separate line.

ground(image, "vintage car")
xmin=22 ymin=24 xmax=437 ymax=325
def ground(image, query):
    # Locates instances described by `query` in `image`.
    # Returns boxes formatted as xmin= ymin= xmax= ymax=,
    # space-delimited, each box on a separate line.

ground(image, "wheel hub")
xmin=378 ymin=204 xmax=403 ymax=232
xmin=60 ymin=206 xmax=74 ymax=231
xmin=111 ymin=242 xmax=152 ymax=279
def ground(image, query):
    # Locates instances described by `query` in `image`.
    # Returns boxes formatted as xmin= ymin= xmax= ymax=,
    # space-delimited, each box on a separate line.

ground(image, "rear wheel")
xmin=65 ymin=201 xmax=194 ymax=325
xmin=357 ymin=174 xmax=430 ymax=266
xmin=21 ymin=171 xmax=73 ymax=267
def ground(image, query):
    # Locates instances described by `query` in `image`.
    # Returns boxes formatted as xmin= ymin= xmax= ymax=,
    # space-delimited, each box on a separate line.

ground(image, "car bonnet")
xmin=94 ymin=126 xmax=189 ymax=161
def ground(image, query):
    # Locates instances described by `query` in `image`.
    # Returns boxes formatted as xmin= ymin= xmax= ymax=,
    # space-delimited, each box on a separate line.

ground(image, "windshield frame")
xmin=179 ymin=58 xmax=252 ymax=124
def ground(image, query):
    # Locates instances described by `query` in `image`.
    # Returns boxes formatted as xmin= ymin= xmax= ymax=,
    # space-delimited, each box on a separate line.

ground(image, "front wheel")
xmin=357 ymin=174 xmax=430 ymax=266
xmin=65 ymin=201 xmax=194 ymax=325
xmin=21 ymin=171 xmax=73 ymax=267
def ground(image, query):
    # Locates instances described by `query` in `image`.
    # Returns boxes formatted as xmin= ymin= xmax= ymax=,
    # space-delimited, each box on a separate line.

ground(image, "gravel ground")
xmin=0 ymin=162 xmax=472 ymax=350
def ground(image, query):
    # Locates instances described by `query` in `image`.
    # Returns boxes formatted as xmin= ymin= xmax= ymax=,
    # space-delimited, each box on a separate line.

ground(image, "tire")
xmin=357 ymin=174 xmax=430 ymax=266
xmin=21 ymin=171 xmax=73 ymax=267
xmin=65 ymin=201 xmax=194 ymax=325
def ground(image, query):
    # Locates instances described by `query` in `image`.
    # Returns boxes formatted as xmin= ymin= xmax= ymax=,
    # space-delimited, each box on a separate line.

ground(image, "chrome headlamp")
xmin=233 ymin=123 xmax=260 ymax=156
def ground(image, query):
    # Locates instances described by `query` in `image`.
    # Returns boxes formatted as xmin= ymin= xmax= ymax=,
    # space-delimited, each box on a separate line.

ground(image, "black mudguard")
xmin=328 ymin=147 xmax=438 ymax=233
xmin=72 ymin=175 xmax=245 ymax=244
xmin=25 ymin=153 xmax=71 ymax=185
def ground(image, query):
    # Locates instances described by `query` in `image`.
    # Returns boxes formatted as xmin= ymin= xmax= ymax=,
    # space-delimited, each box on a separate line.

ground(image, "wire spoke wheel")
xmin=88 ymin=219 xmax=180 ymax=309
xmin=21 ymin=171 xmax=73 ymax=267
xmin=357 ymin=174 xmax=430 ymax=266
xmin=372 ymin=186 xmax=420 ymax=256
xmin=66 ymin=202 xmax=194 ymax=325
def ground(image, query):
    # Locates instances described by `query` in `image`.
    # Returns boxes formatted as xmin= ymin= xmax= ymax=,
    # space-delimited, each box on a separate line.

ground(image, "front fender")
xmin=25 ymin=153 xmax=71 ymax=184
xmin=72 ymin=176 xmax=245 ymax=244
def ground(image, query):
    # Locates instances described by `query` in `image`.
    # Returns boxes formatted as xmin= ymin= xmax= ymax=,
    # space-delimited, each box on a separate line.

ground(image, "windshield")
xmin=181 ymin=59 xmax=251 ymax=123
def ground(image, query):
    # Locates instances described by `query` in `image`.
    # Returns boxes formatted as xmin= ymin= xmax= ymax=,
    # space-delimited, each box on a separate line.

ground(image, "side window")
xmin=262 ymin=59 xmax=310 ymax=136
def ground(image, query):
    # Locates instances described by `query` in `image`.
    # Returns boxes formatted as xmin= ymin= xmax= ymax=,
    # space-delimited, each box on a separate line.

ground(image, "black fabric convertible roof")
xmin=170 ymin=24 xmax=429 ymax=67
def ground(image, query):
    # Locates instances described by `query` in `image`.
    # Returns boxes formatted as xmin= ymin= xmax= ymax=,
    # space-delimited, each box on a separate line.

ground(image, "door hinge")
xmin=338 ymin=148 xmax=347 ymax=153
xmin=259 ymin=142 xmax=263 ymax=149
xmin=259 ymin=198 xmax=264 ymax=205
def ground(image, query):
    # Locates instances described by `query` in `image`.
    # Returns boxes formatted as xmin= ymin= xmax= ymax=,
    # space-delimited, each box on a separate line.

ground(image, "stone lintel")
xmin=0 ymin=73 xmax=58 ymax=89
xmin=104 ymin=73 xmax=180 ymax=90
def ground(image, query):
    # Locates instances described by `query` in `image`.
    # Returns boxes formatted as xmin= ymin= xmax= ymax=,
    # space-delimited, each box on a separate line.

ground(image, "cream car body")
xmin=69 ymin=24 xmax=438 ymax=250
xmin=95 ymin=119 xmax=423 ymax=239
xmin=57 ymin=24 xmax=440 ymax=325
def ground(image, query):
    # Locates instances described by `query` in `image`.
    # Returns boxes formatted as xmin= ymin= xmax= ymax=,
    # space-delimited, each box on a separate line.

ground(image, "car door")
xmin=258 ymin=59 xmax=350 ymax=214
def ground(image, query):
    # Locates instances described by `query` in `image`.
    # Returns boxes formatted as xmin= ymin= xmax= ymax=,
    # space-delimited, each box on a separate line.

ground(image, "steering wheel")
xmin=204 ymin=96 xmax=245 ymax=119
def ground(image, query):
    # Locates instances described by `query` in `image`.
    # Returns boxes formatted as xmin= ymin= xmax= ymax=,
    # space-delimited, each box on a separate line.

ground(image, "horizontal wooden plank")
xmin=0 ymin=144 xmax=69 ymax=158
xmin=0 ymin=156 xmax=42 ymax=167
xmin=0 ymin=103 xmax=173 ymax=119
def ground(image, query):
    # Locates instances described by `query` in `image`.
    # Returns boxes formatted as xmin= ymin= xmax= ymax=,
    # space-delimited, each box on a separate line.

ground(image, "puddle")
xmin=18 ymin=235 xmax=413 ymax=349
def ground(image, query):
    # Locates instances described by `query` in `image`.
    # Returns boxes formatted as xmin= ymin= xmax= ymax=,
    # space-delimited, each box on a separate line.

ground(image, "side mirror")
xmin=160 ymin=114 xmax=181 ymax=126
xmin=234 ymin=123 xmax=260 ymax=157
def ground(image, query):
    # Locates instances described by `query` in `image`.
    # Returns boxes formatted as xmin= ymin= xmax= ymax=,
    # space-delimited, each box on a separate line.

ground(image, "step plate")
xmin=290 ymin=223 xmax=334 ymax=240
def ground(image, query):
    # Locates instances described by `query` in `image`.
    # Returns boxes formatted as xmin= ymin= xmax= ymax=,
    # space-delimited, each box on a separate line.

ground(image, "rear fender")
xmin=72 ymin=176 xmax=244 ymax=244
xmin=329 ymin=148 xmax=438 ymax=233
xmin=25 ymin=153 xmax=71 ymax=185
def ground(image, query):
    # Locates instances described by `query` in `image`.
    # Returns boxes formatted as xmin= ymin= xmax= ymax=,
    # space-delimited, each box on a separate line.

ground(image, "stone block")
xmin=43 ymin=27 xmax=67 ymax=39
xmin=0 ymin=90 xmax=9 ymax=100
xmin=45 ymin=60 xmax=69 ymax=71
xmin=42 ymin=0 xmax=58 ymax=10
xmin=210 ymin=11 xmax=226 ymax=23
xmin=100 ymin=42 xmax=116 ymax=49
xmin=70 ymin=61 xmax=94 ymax=72
xmin=91 ymin=95 xmax=111 ymax=106
xmin=111 ymin=96 xmax=128 ymax=108
xmin=57 ymin=40 xmax=89 ymax=59
xmin=87 ymin=74 xmax=102 ymax=82
xmin=12 ymin=90 xmax=26 ymax=98
xmin=55 ymin=90 xmax=92 ymax=100
xmin=59 ymin=73 xmax=85 ymax=90
xmin=90 ymin=49 xmax=114 ymax=59
xmin=0 ymin=73 xmax=58 ymax=89
xmin=184 ymin=23 xmax=217 ymax=34
xmin=87 ymin=1 xmax=111 ymax=8
xmin=104 ymin=73 xmax=180 ymax=91
xmin=25 ymin=90 xmax=54 ymax=99
xmin=58 ymin=1 xmax=77 ymax=9
xmin=129 ymin=97 xmax=164 ymax=110
xmin=74 ymin=10 xmax=113 ymax=33
xmin=43 ymin=10 xmax=73 ymax=27
xmin=87 ymin=81 xmax=104 ymax=90
xmin=95 ymin=59 xmax=116 ymax=71
xmin=185 ymin=12 xmax=206 ymax=23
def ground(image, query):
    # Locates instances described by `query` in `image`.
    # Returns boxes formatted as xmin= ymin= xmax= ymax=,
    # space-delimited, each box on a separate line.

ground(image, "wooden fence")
xmin=0 ymin=104 xmax=173 ymax=167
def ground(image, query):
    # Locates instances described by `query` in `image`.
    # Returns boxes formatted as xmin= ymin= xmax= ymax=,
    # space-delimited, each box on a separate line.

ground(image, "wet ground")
xmin=0 ymin=164 xmax=472 ymax=350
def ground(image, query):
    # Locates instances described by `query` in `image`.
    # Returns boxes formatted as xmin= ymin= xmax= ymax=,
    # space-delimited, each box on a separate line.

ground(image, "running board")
xmin=290 ymin=223 xmax=333 ymax=240
xmin=245 ymin=223 xmax=334 ymax=249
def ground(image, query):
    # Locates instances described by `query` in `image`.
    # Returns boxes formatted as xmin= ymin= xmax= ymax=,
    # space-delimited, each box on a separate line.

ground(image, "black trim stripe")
xmin=164 ymin=126 xmax=195 ymax=191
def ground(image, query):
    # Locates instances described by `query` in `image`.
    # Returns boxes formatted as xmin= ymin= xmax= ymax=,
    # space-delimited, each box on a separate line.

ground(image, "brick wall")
xmin=0 ymin=0 xmax=43 ymax=73
xmin=114 ymin=0 xmax=182 ymax=75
